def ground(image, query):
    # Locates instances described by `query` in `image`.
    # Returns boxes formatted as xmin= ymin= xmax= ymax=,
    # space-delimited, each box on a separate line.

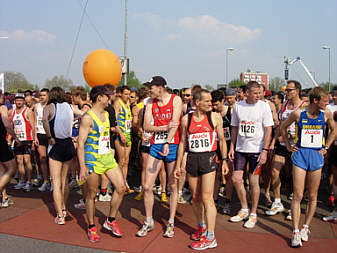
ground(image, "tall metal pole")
xmin=328 ymin=47 xmax=331 ymax=92
xmin=225 ymin=48 xmax=234 ymax=86
xmin=123 ymin=0 xmax=128 ymax=86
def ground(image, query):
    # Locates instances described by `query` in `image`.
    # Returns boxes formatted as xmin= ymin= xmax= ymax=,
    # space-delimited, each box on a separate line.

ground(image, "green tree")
xmin=269 ymin=77 xmax=284 ymax=92
xmin=44 ymin=75 xmax=73 ymax=91
xmin=228 ymin=79 xmax=244 ymax=88
xmin=118 ymin=71 xmax=141 ymax=88
xmin=320 ymin=82 xmax=337 ymax=91
xmin=4 ymin=71 xmax=34 ymax=92
xmin=204 ymin=84 xmax=214 ymax=91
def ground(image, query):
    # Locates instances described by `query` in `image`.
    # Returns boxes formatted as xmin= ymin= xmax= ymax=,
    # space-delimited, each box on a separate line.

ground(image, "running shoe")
xmin=178 ymin=193 xmax=187 ymax=204
xmin=68 ymin=179 xmax=78 ymax=190
xmin=98 ymin=193 xmax=111 ymax=202
xmin=13 ymin=181 xmax=25 ymax=190
xmin=161 ymin=192 xmax=168 ymax=203
xmin=134 ymin=192 xmax=143 ymax=201
xmin=190 ymin=236 xmax=217 ymax=250
xmin=300 ymin=225 xmax=310 ymax=242
xmin=38 ymin=181 xmax=50 ymax=192
xmin=265 ymin=202 xmax=284 ymax=216
xmin=74 ymin=199 xmax=86 ymax=209
xmin=153 ymin=185 xmax=162 ymax=195
xmin=191 ymin=226 xmax=206 ymax=241
xmin=23 ymin=182 xmax=32 ymax=192
xmin=136 ymin=221 xmax=155 ymax=237
xmin=87 ymin=226 xmax=100 ymax=243
xmin=103 ymin=219 xmax=123 ymax=237
xmin=229 ymin=209 xmax=249 ymax=222
xmin=163 ymin=223 xmax=174 ymax=238
xmin=286 ymin=209 xmax=292 ymax=221
xmin=322 ymin=210 xmax=337 ymax=222
xmin=291 ymin=231 xmax=302 ymax=247
xmin=244 ymin=214 xmax=257 ymax=228
xmin=54 ymin=215 xmax=65 ymax=225
xmin=328 ymin=195 xmax=335 ymax=207
xmin=134 ymin=186 xmax=142 ymax=193
xmin=32 ymin=178 xmax=40 ymax=187
xmin=1 ymin=198 xmax=9 ymax=208
xmin=220 ymin=202 xmax=231 ymax=215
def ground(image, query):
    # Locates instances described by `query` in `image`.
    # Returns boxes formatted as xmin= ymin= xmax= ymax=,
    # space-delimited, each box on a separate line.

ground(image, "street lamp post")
xmin=322 ymin=45 xmax=331 ymax=92
xmin=226 ymin=48 xmax=235 ymax=86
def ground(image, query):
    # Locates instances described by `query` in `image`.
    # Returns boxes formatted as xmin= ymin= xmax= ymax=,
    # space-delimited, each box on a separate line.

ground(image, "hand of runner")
xmin=79 ymin=167 xmax=89 ymax=182
xmin=286 ymin=144 xmax=298 ymax=153
xmin=257 ymin=150 xmax=268 ymax=165
xmin=221 ymin=160 xmax=229 ymax=176
xmin=228 ymin=149 xmax=235 ymax=162
xmin=318 ymin=148 xmax=327 ymax=156
xmin=14 ymin=138 xmax=22 ymax=146
xmin=120 ymin=133 xmax=127 ymax=144
xmin=48 ymin=137 xmax=55 ymax=146
xmin=158 ymin=143 xmax=169 ymax=156
xmin=174 ymin=167 xmax=181 ymax=179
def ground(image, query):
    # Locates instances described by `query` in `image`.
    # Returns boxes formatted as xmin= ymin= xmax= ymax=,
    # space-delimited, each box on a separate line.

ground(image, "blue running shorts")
xmin=149 ymin=144 xmax=178 ymax=163
xmin=292 ymin=147 xmax=324 ymax=172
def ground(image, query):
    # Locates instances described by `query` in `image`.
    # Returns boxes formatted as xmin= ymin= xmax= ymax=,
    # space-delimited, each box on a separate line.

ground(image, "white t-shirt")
xmin=231 ymin=100 xmax=274 ymax=153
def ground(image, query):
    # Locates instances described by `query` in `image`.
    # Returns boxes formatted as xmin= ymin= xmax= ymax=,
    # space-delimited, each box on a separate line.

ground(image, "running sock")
xmin=274 ymin=198 xmax=281 ymax=204
xmin=206 ymin=230 xmax=215 ymax=241
xmin=100 ymin=188 xmax=107 ymax=196
xmin=146 ymin=217 xmax=153 ymax=224
xmin=302 ymin=224 xmax=309 ymax=229
xmin=168 ymin=219 xmax=174 ymax=225
xmin=88 ymin=224 xmax=95 ymax=229
xmin=198 ymin=221 xmax=206 ymax=229
xmin=250 ymin=213 xmax=257 ymax=217
xmin=108 ymin=217 xmax=115 ymax=223
xmin=293 ymin=229 xmax=299 ymax=233
xmin=241 ymin=208 xmax=249 ymax=213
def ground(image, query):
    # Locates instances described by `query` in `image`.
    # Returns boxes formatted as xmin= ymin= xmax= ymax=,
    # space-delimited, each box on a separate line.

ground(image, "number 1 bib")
xmin=301 ymin=129 xmax=323 ymax=148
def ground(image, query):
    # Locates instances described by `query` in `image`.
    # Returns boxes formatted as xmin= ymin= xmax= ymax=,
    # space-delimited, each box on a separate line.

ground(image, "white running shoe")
xmin=98 ymin=193 xmax=111 ymax=202
xmin=38 ymin=182 xmax=50 ymax=192
xmin=322 ymin=210 xmax=337 ymax=222
xmin=229 ymin=209 xmax=249 ymax=222
xmin=74 ymin=199 xmax=86 ymax=209
xmin=136 ymin=221 xmax=155 ymax=237
xmin=300 ymin=226 xmax=310 ymax=242
xmin=291 ymin=231 xmax=302 ymax=247
xmin=244 ymin=214 xmax=257 ymax=228
xmin=14 ymin=181 xmax=25 ymax=190
xmin=265 ymin=202 xmax=285 ymax=216
xmin=23 ymin=182 xmax=32 ymax=192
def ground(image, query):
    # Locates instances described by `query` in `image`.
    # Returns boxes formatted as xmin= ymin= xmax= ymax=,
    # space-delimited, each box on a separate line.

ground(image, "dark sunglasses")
xmin=184 ymin=94 xmax=191 ymax=97
xmin=130 ymin=96 xmax=136 ymax=99
xmin=285 ymin=88 xmax=296 ymax=92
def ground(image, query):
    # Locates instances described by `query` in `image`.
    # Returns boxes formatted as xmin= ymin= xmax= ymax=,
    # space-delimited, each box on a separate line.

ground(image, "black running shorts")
xmin=186 ymin=152 xmax=218 ymax=177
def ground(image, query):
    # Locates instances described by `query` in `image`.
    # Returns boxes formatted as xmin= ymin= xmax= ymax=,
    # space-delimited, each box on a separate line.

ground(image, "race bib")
xmin=98 ymin=135 xmax=110 ymax=155
xmin=126 ymin=120 xmax=132 ymax=133
xmin=154 ymin=131 xmax=169 ymax=144
xmin=301 ymin=129 xmax=323 ymax=148
xmin=239 ymin=121 xmax=256 ymax=138
xmin=188 ymin=132 xmax=211 ymax=152
xmin=224 ymin=127 xmax=231 ymax=141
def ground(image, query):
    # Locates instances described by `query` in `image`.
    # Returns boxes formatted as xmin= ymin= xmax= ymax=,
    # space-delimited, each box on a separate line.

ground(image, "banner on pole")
xmin=0 ymin=73 xmax=4 ymax=93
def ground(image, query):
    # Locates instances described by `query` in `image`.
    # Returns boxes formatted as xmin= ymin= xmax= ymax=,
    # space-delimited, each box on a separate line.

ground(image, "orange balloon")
xmin=83 ymin=49 xmax=122 ymax=87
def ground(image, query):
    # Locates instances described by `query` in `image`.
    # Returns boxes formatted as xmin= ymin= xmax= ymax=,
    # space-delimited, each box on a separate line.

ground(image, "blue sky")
xmin=0 ymin=0 xmax=336 ymax=89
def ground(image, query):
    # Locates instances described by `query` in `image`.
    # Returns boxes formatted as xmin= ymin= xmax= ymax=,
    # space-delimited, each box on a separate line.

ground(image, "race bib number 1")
xmin=301 ymin=129 xmax=323 ymax=148
xmin=239 ymin=122 xmax=255 ymax=137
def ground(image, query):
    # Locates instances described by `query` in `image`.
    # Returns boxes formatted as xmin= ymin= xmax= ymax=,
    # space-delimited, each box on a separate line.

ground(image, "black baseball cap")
xmin=90 ymin=85 xmax=114 ymax=102
xmin=149 ymin=76 xmax=167 ymax=87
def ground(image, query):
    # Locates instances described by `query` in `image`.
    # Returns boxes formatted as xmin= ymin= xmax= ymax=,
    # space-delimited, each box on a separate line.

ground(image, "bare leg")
xmin=23 ymin=154 xmax=33 ymax=182
xmin=201 ymin=171 xmax=217 ymax=232
xmin=37 ymin=145 xmax=49 ymax=181
xmin=232 ymin=171 xmax=248 ymax=209
xmin=249 ymin=173 xmax=260 ymax=214
xmin=16 ymin=155 xmax=25 ymax=181
xmin=49 ymin=158 xmax=64 ymax=217
xmin=159 ymin=163 xmax=167 ymax=193
xmin=85 ymin=173 xmax=99 ymax=225
xmin=0 ymin=159 xmax=17 ymax=191
xmin=271 ymin=154 xmax=285 ymax=199
xmin=291 ymin=166 xmax=306 ymax=230
xmin=166 ymin=161 xmax=178 ymax=222
xmin=188 ymin=175 xmax=204 ymax=224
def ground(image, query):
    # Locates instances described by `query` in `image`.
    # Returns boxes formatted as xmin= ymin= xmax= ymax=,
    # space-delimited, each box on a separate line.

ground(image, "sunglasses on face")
xmin=285 ymin=88 xmax=296 ymax=92
xmin=130 ymin=96 xmax=135 ymax=99
xmin=184 ymin=94 xmax=191 ymax=97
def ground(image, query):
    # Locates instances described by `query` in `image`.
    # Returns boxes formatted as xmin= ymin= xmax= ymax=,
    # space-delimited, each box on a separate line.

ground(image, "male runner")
xmin=77 ymin=85 xmax=126 ymax=242
xmin=136 ymin=76 xmax=182 ymax=238
xmin=34 ymin=88 xmax=50 ymax=191
xmin=266 ymin=80 xmax=305 ymax=216
xmin=281 ymin=87 xmax=336 ymax=247
xmin=114 ymin=86 xmax=133 ymax=193
xmin=12 ymin=93 xmax=35 ymax=192
xmin=228 ymin=81 xmax=274 ymax=228
xmin=175 ymin=89 xmax=228 ymax=250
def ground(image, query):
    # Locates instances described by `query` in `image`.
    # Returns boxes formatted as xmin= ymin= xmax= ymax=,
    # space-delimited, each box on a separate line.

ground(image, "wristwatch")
xmin=324 ymin=146 xmax=329 ymax=150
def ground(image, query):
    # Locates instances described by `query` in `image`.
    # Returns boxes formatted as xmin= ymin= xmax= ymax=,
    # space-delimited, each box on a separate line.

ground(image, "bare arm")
xmin=280 ymin=109 xmax=300 ymax=151
xmin=214 ymin=112 xmax=227 ymax=159
xmin=132 ymin=105 xmax=140 ymax=130
xmin=26 ymin=108 xmax=36 ymax=141
xmin=174 ymin=115 xmax=187 ymax=176
xmin=166 ymin=96 xmax=183 ymax=143
xmin=0 ymin=105 xmax=19 ymax=141
xmin=268 ymin=101 xmax=279 ymax=126
xmin=324 ymin=109 xmax=336 ymax=149
xmin=143 ymin=100 xmax=173 ymax=133
xmin=77 ymin=114 xmax=92 ymax=180
xmin=113 ymin=99 xmax=124 ymax=137
xmin=42 ymin=104 xmax=54 ymax=138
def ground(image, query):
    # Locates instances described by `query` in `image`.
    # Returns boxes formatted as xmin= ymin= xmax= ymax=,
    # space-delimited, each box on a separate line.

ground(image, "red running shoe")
xmin=190 ymin=225 xmax=206 ymax=241
xmin=190 ymin=236 xmax=217 ymax=250
xmin=87 ymin=227 xmax=100 ymax=243
xmin=103 ymin=218 xmax=123 ymax=237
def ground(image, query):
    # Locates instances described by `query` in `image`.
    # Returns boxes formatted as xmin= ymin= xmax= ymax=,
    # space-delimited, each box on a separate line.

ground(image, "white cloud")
xmin=134 ymin=12 xmax=162 ymax=29
xmin=176 ymin=15 xmax=261 ymax=44
xmin=0 ymin=29 xmax=56 ymax=41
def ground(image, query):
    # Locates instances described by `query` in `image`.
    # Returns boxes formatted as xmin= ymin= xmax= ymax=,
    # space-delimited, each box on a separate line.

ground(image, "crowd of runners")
xmin=0 ymin=76 xmax=337 ymax=250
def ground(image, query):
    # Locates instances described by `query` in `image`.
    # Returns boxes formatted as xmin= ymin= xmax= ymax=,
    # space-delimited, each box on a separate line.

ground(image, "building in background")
xmin=240 ymin=71 xmax=269 ymax=90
